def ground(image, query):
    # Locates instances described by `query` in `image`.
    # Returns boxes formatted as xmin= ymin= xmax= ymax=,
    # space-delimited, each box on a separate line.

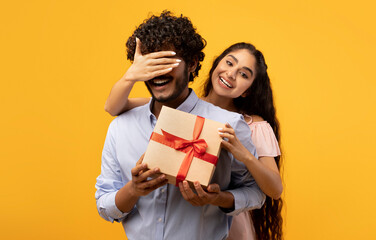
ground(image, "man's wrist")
xmin=125 ymin=181 xmax=139 ymax=198
xmin=115 ymin=181 xmax=140 ymax=213
xmin=212 ymin=191 xmax=234 ymax=209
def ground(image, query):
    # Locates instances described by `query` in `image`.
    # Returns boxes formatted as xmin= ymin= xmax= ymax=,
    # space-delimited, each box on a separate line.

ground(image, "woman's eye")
xmin=240 ymin=72 xmax=248 ymax=79
xmin=226 ymin=60 xmax=233 ymax=66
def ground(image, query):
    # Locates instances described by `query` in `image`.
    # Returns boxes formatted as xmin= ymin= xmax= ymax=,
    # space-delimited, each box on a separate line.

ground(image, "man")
xmin=95 ymin=11 xmax=265 ymax=240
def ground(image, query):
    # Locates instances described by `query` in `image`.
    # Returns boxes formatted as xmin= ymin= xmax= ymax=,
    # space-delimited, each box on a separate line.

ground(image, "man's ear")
xmin=188 ymin=57 xmax=199 ymax=73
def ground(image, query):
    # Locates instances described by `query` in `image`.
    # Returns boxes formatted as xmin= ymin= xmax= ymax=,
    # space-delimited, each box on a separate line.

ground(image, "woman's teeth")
xmin=220 ymin=77 xmax=233 ymax=88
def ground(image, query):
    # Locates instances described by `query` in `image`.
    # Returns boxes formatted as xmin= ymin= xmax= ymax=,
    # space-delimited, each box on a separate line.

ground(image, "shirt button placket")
xmin=155 ymin=185 xmax=167 ymax=239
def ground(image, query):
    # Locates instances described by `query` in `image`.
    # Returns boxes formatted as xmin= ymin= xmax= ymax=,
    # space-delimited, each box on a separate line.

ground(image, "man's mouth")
xmin=219 ymin=77 xmax=233 ymax=88
xmin=149 ymin=76 xmax=173 ymax=87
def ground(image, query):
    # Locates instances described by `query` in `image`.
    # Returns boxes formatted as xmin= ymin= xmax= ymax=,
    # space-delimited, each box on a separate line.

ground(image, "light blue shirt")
xmin=95 ymin=90 xmax=265 ymax=240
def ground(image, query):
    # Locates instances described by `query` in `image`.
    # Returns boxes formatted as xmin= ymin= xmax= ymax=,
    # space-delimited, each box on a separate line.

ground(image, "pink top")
xmin=227 ymin=116 xmax=280 ymax=240
xmin=247 ymin=116 xmax=281 ymax=157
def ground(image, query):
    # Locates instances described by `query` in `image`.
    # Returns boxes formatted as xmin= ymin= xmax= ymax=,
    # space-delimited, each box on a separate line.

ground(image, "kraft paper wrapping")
xmin=143 ymin=106 xmax=224 ymax=187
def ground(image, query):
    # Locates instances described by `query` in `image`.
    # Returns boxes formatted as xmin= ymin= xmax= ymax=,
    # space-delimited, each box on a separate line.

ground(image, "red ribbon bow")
xmin=150 ymin=116 xmax=218 ymax=186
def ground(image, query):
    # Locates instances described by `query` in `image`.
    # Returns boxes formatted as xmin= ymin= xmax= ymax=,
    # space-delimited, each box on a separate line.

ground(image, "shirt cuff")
xmin=97 ymin=191 xmax=129 ymax=222
xmin=223 ymin=188 xmax=266 ymax=216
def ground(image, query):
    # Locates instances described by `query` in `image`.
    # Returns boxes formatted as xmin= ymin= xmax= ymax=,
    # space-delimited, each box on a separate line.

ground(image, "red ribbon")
xmin=150 ymin=116 xmax=218 ymax=186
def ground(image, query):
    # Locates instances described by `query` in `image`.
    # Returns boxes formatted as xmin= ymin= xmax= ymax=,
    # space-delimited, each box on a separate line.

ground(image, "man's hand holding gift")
xmin=179 ymin=181 xmax=235 ymax=209
xmin=130 ymin=154 xmax=169 ymax=197
xmin=115 ymin=154 xmax=168 ymax=214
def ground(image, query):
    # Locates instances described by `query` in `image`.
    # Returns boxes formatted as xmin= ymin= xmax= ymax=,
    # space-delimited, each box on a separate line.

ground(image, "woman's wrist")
xmin=122 ymin=71 xmax=138 ymax=83
xmin=241 ymin=153 xmax=258 ymax=165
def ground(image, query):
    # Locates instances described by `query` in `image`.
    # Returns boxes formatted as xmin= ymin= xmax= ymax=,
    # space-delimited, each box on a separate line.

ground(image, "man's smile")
xmin=149 ymin=76 xmax=173 ymax=87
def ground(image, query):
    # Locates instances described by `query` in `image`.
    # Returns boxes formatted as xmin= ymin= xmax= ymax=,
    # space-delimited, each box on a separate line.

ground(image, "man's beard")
xmin=145 ymin=66 xmax=189 ymax=103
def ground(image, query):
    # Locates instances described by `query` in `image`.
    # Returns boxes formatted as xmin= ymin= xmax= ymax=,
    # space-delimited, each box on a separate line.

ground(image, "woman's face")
xmin=211 ymin=49 xmax=256 ymax=99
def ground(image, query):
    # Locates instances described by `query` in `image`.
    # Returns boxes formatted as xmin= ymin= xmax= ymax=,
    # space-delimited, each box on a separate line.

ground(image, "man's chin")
xmin=146 ymin=84 xmax=171 ymax=102
xmin=152 ymin=94 xmax=174 ymax=103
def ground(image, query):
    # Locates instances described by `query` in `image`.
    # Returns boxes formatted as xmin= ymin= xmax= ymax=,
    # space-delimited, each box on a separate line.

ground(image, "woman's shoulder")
xmin=244 ymin=115 xmax=281 ymax=156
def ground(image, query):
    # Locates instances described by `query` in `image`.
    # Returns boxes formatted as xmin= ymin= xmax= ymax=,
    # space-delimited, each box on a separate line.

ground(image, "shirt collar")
xmin=176 ymin=89 xmax=199 ymax=113
xmin=145 ymin=98 xmax=155 ymax=123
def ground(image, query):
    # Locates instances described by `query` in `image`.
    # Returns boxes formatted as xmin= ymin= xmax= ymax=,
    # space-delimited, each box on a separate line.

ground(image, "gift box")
xmin=143 ymin=106 xmax=224 ymax=187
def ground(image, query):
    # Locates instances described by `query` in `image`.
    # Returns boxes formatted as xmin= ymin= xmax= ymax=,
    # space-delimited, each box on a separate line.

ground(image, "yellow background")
xmin=1 ymin=0 xmax=375 ymax=239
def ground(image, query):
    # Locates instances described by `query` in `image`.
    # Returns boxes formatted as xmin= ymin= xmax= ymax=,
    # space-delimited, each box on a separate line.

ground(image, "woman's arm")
xmin=105 ymin=38 xmax=181 ymax=116
xmin=219 ymin=123 xmax=283 ymax=200
xmin=243 ymin=155 xmax=282 ymax=200
xmin=104 ymin=77 xmax=150 ymax=116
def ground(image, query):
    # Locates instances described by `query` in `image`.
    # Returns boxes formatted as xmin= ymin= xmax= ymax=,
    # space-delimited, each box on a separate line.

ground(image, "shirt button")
xmin=158 ymin=218 xmax=162 ymax=222
xmin=161 ymin=189 xmax=165 ymax=193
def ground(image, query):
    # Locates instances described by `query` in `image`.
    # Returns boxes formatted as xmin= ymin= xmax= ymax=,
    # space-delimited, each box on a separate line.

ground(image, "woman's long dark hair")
xmin=203 ymin=42 xmax=283 ymax=240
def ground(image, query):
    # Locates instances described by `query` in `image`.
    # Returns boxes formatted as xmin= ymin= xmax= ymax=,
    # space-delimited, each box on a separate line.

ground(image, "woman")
xmin=105 ymin=41 xmax=283 ymax=240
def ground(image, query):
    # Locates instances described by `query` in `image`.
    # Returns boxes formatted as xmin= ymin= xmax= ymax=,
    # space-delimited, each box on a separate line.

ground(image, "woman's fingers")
xmin=220 ymin=139 xmax=232 ymax=152
xmin=139 ymin=60 xmax=179 ymax=80
xmin=129 ymin=41 xmax=181 ymax=83
xmin=134 ymin=37 xmax=143 ymax=57
xmin=134 ymin=39 xmax=178 ymax=65
xmin=147 ymin=68 xmax=174 ymax=79
xmin=149 ymin=62 xmax=180 ymax=71
xmin=152 ymin=57 xmax=181 ymax=65
xmin=218 ymin=124 xmax=235 ymax=135
xmin=218 ymin=132 xmax=235 ymax=142
xmin=147 ymin=50 xmax=176 ymax=59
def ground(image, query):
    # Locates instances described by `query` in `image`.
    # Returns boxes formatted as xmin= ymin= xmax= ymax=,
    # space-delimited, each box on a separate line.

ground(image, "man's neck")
xmin=152 ymin=88 xmax=190 ymax=118
xmin=202 ymin=91 xmax=237 ymax=112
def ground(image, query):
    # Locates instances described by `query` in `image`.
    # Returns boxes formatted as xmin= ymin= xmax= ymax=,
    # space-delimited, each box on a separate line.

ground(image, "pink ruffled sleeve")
xmin=249 ymin=121 xmax=281 ymax=157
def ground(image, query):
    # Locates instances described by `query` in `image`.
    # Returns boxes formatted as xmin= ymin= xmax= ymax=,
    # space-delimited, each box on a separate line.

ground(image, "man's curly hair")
xmin=126 ymin=10 xmax=206 ymax=81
